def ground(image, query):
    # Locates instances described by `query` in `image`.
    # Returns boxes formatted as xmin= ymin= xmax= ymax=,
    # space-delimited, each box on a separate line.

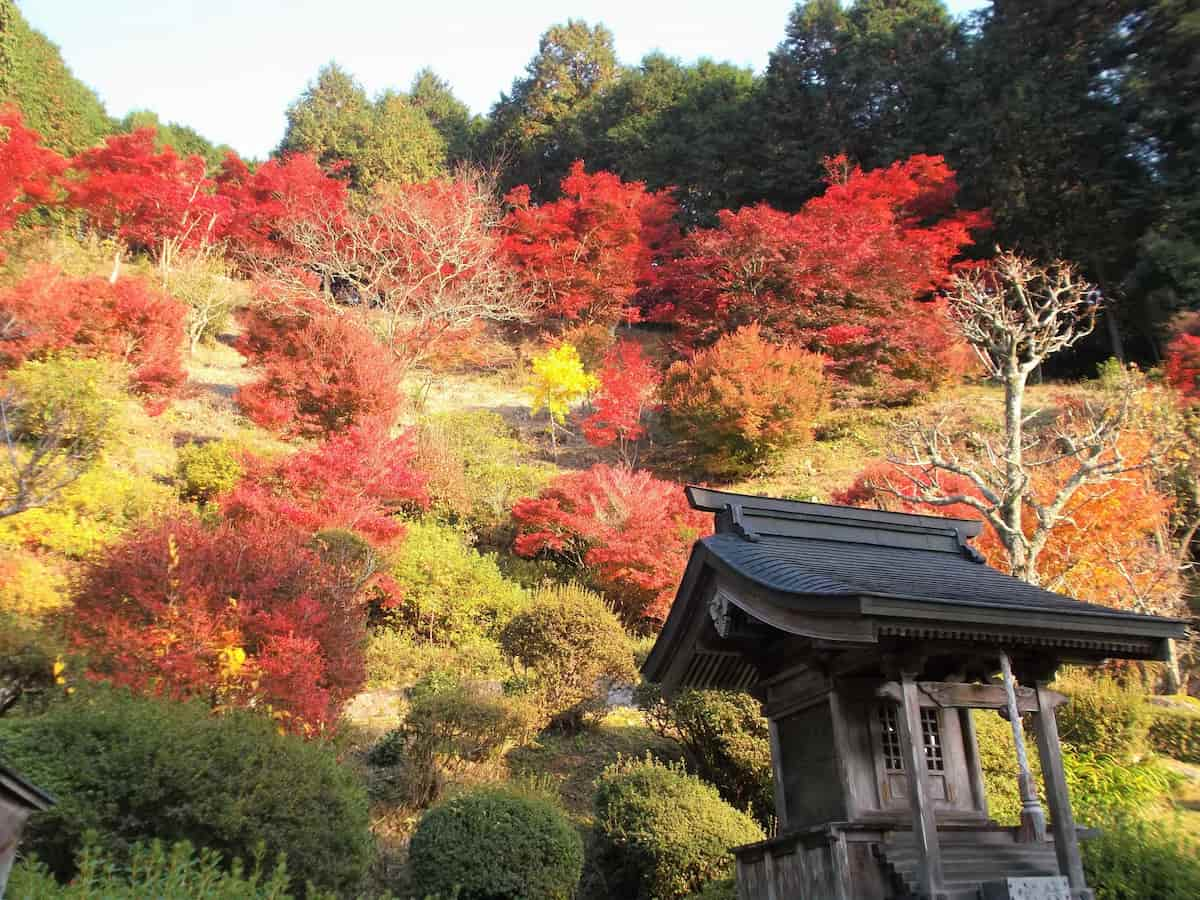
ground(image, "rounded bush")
xmin=175 ymin=439 xmax=243 ymax=502
xmin=662 ymin=323 xmax=827 ymax=475
xmin=0 ymin=687 xmax=372 ymax=895
xmin=1147 ymin=705 xmax=1200 ymax=763
xmin=592 ymin=756 xmax=764 ymax=900
xmin=638 ymin=686 xmax=773 ymax=826
xmin=385 ymin=519 xmax=527 ymax=645
xmin=409 ymin=786 xmax=584 ymax=900
xmin=500 ymin=583 xmax=637 ymax=728
xmin=3 ymin=354 xmax=124 ymax=456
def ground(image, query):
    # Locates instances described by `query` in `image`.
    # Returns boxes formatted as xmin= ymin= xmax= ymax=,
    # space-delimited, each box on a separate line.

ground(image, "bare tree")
xmin=1 ymin=388 xmax=103 ymax=520
xmin=255 ymin=165 xmax=533 ymax=371
xmin=879 ymin=250 xmax=1152 ymax=583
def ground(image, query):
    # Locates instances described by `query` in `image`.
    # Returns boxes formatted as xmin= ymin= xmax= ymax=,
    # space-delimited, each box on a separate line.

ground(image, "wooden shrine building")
xmin=643 ymin=488 xmax=1189 ymax=900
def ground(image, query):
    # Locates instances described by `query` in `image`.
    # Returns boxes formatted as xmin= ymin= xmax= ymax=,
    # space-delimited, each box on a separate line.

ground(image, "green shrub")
xmin=499 ymin=583 xmax=637 ymax=729
xmin=638 ymin=685 xmax=774 ymax=827
xmin=1054 ymin=673 xmax=1149 ymax=759
xmin=1148 ymin=705 xmax=1200 ymax=763
xmin=973 ymin=710 xmax=1172 ymax=825
xmin=592 ymin=756 xmax=764 ymax=900
xmin=1082 ymin=814 xmax=1200 ymax=900
xmin=384 ymin=520 xmax=527 ymax=645
xmin=8 ymin=840 xmax=297 ymax=900
xmin=175 ymin=440 xmax=243 ymax=502
xmin=3 ymin=354 xmax=124 ymax=455
xmin=368 ymin=673 xmax=543 ymax=807
xmin=166 ymin=251 xmax=250 ymax=353
xmin=414 ymin=410 xmax=556 ymax=535
xmin=0 ymin=687 xmax=372 ymax=895
xmin=0 ymin=461 xmax=176 ymax=559
xmin=409 ymin=786 xmax=584 ymax=900
xmin=365 ymin=629 xmax=507 ymax=690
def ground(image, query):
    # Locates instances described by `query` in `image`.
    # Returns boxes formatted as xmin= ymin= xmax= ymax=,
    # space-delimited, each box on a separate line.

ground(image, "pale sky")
xmin=21 ymin=0 xmax=990 ymax=161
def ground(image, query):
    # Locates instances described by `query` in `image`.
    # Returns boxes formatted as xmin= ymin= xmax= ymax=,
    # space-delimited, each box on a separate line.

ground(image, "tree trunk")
xmin=1003 ymin=365 xmax=1031 ymax=580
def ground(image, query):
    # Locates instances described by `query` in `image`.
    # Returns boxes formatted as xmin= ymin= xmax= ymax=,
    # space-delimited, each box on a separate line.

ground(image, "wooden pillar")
xmin=897 ymin=671 xmax=944 ymax=899
xmin=1034 ymin=681 xmax=1093 ymax=900
xmin=999 ymin=651 xmax=1046 ymax=843
xmin=958 ymin=707 xmax=989 ymax=817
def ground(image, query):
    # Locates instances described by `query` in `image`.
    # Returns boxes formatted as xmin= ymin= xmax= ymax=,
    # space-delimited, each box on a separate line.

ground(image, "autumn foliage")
xmin=71 ymin=513 xmax=367 ymax=734
xmin=0 ymin=108 xmax=65 ymax=237
xmin=235 ymin=301 xmax=404 ymax=437
xmin=582 ymin=340 xmax=662 ymax=461
xmin=652 ymin=155 xmax=983 ymax=402
xmin=512 ymin=464 xmax=709 ymax=625
xmin=64 ymin=129 xmax=225 ymax=256
xmin=502 ymin=161 xmax=679 ymax=327
xmin=833 ymin=428 xmax=1177 ymax=611
xmin=1165 ymin=312 xmax=1200 ymax=407
xmin=221 ymin=423 xmax=428 ymax=546
xmin=662 ymin=324 xmax=828 ymax=474
xmin=0 ymin=267 xmax=187 ymax=406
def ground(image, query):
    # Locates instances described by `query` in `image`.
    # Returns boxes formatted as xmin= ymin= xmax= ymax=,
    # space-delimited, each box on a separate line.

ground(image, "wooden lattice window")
xmin=879 ymin=705 xmax=903 ymax=772
xmin=878 ymin=705 xmax=945 ymax=773
xmin=921 ymin=707 xmax=944 ymax=772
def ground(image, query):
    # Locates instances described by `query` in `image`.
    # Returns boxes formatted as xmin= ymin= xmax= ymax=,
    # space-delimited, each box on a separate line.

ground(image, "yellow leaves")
xmin=525 ymin=342 xmax=598 ymax=425
xmin=217 ymin=644 xmax=247 ymax=679
xmin=53 ymin=656 xmax=67 ymax=684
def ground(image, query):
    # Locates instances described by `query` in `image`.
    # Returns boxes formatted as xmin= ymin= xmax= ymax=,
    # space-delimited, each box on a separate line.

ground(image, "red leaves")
xmin=0 ymin=107 xmax=65 ymax=237
xmin=235 ymin=302 xmax=404 ymax=438
xmin=64 ymin=129 xmax=226 ymax=255
xmin=71 ymin=513 xmax=362 ymax=734
xmin=512 ymin=464 xmax=709 ymax=626
xmin=1164 ymin=312 xmax=1200 ymax=407
xmin=653 ymin=154 xmax=984 ymax=402
xmin=72 ymin=424 xmax=426 ymax=733
xmin=0 ymin=267 xmax=187 ymax=407
xmin=502 ymin=160 xmax=680 ymax=326
xmin=222 ymin=423 xmax=428 ymax=546
xmin=581 ymin=340 xmax=661 ymax=457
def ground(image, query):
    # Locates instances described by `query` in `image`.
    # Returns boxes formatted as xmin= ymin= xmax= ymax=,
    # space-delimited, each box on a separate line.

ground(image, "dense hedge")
xmin=1147 ymin=705 xmax=1200 ymax=763
xmin=408 ymin=786 xmax=584 ymax=900
xmin=1054 ymin=674 xmax=1148 ymax=759
xmin=0 ymin=688 xmax=372 ymax=894
xmin=592 ymin=757 xmax=764 ymax=900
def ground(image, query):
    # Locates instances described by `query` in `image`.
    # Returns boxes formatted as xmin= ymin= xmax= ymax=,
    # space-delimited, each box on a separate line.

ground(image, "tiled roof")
xmin=700 ymin=532 xmax=1150 ymax=621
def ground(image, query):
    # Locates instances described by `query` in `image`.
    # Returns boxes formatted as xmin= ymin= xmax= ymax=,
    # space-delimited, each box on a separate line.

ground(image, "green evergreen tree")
xmin=410 ymin=67 xmax=480 ymax=164
xmin=483 ymin=19 xmax=620 ymax=196
xmin=759 ymin=0 xmax=962 ymax=210
xmin=280 ymin=61 xmax=446 ymax=189
xmin=0 ymin=0 xmax=112 ymax=153
xmin=120 ymin=110 xmax=231 ymax=169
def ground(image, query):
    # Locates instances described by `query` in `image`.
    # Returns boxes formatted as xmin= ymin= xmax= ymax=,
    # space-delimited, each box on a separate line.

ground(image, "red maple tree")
xmin=71 ymin=513 xmax=368 ymax=734
xmin=0 ymin=107 xmax=65 ymax=238
xmin=64 ymin=129 xmax=226 ymax=260
xmin=581 ymin=340 xmax=662 ymax=462
xmin=221 ymin=422 xmax=428 ymax=547
xmin=512 ymin=464 xmax=709 ymax=626
xmin=234 ymin=300 xmax=404 ymax=437
xmin=1165 ymin=312 xmax=1200 ymax=407
xmin=0 ymin=266 xmax=187 ymax=407
xmin=653 ymin=155 xmax=985 ymax=402
xmin=502 ymin=161 xmax=680 ymax=327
